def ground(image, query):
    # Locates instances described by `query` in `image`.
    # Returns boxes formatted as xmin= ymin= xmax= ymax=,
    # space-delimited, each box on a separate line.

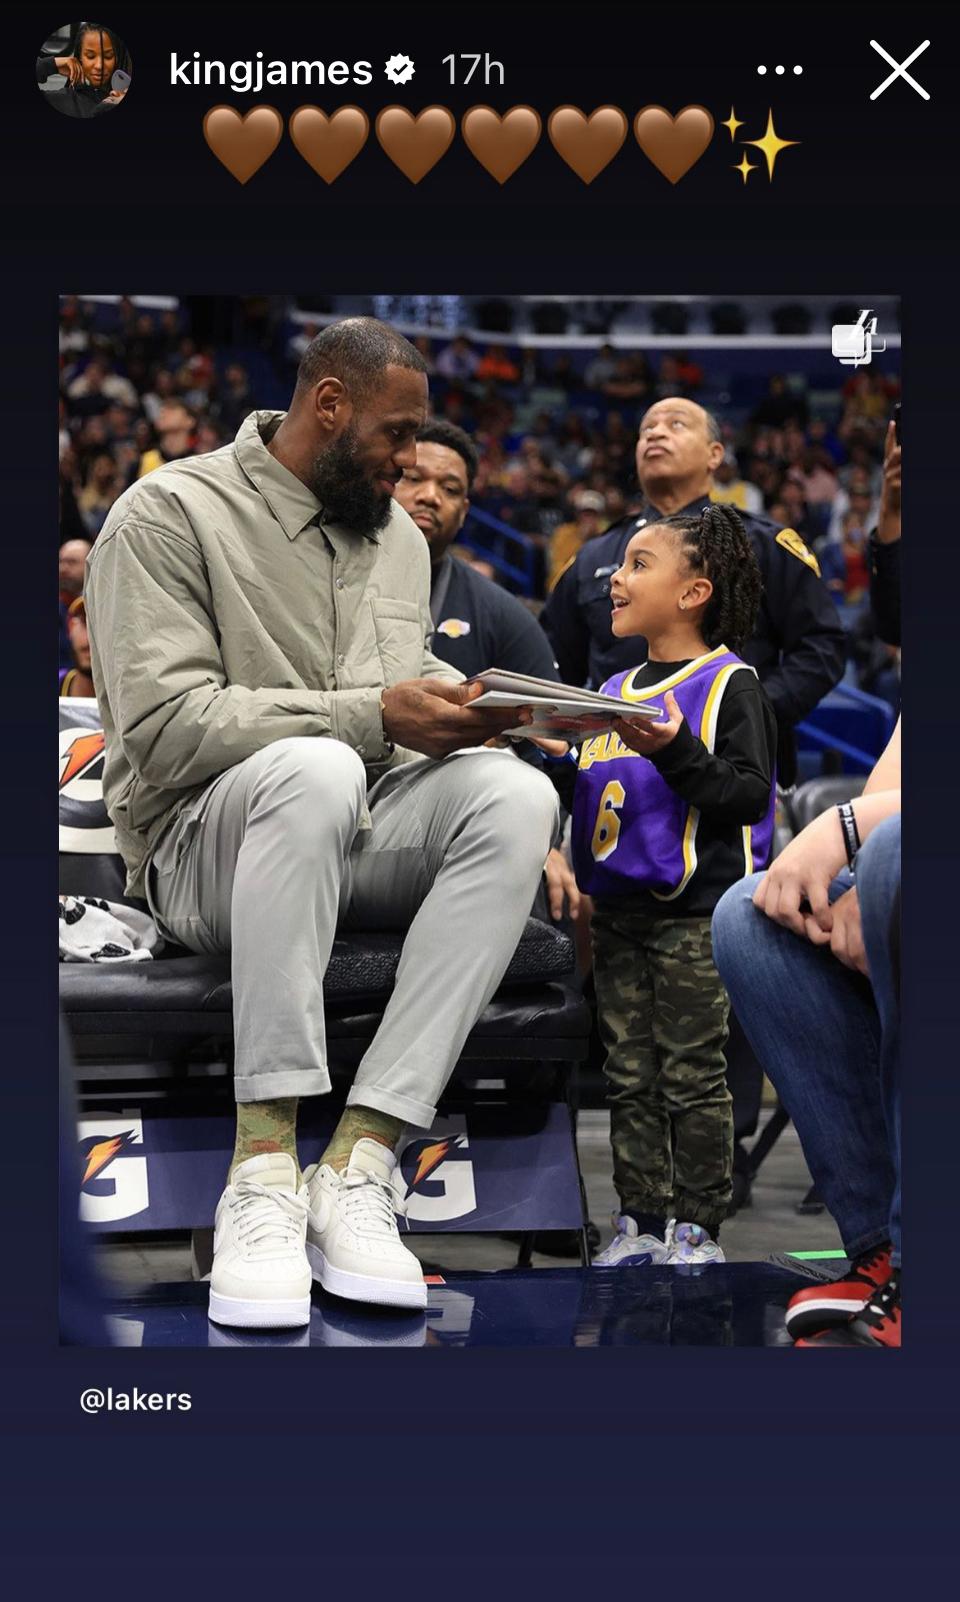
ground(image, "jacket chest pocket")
xmin=369 ymin=596 xmax=425 ymax=684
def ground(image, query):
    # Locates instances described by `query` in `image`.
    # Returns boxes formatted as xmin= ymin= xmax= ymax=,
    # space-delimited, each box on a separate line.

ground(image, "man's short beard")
xmin=306 ymin=423 xmax=392 ymax=535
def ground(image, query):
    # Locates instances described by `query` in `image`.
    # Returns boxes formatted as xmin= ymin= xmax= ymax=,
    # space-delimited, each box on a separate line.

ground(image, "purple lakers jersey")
xmin=571 ymin=646 xmax=775 ymax=900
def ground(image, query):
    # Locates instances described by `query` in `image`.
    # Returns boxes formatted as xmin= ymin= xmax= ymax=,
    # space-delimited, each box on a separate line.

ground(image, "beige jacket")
xmin=85 ymin=410 xmax=460 ymax=895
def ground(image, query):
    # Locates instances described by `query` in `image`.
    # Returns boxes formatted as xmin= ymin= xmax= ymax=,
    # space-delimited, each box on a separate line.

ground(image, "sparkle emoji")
xmin=722 ymin=106 xmax=743 ymax=140
xmin=743 ymin=109 xmax=799 ymax=179
xmin=733 ymin=153 xmax=758 ymax=183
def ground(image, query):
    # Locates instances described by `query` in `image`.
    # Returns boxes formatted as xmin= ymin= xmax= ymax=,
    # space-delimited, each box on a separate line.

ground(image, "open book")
xmin=466 ymin=668 xmax=662 ymax=740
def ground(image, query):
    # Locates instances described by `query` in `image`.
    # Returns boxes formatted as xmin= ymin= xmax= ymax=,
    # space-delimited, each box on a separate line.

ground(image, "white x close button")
xmin=869 ymin=38 xmax=931 ymax=100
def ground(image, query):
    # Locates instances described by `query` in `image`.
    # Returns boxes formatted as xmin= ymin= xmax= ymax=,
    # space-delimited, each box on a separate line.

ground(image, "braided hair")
xmin=654 ymin=503 xmax=762 ymax=655
xmin=71 ymin=22 xmax=130 ymax=97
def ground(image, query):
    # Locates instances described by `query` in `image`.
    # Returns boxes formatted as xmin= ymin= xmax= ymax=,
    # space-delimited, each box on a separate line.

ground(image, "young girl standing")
xmin=573 ymin=504 xmax=777 ymax=1267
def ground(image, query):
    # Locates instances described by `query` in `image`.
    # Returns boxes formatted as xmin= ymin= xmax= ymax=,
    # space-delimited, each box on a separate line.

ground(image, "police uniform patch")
xmin=775 ymin=527 xmax=821 ymax=577
xmin=438 ymin=618 xmax=471 ymax=638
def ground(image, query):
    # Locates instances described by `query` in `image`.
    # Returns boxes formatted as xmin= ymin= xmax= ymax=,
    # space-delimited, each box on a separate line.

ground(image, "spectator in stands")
xmin=796 ymin=446 xmax=839 ymax=518
xmin=141 ymin=367 xmax=178 ymax=426
xmin=750 ymin=373 xmax=809 ymax=430
xmin=603 ymin=356 xmax=650 ymax=403
xmin=286 ymin=320 xmax=320 ymax=367
xmin=710 ymin=448 xmax=763 ymax=515
xmin=436 ymin=335 xmax=480 ymax=383
xmin=412 ymin=335 xmax=436 ymax=376
xmin=59 ymin=538 xmax=91 ymax=607
xmin=827 ymin=470 xmax=879 ymax=545
xmin=137 ymin=402 xmax=196 ymax=477
xmin=215 ymin=363 xmax=254 ymax=435
xmin=59 ymin=598 xmax=95 ymax=698
xmin=85 ymin=317 xmax=558 ymax=1332
xmin=585 ymin=344 xmax=618 ymax=390
xmin=548 ymin=490 xmax=608 ymax=591
xmin=775 ymin=480 xmax=821 ymax=548
xmin=576 ymin=505 xmax=776 ymax=1268
xmin=712 ymin=719 xmax=901 ymax=1347
xmin=837 ymin=510 xmax=871 ymax=605
xmin=77 ymin=453 xmax=120 ymax=537
xmin=541 ymin=396 xmax=846 ymax=788
xmin=59 ymin=537 xmax=92 ymax=672
xmin=476 ymin=344 xmax=521 ymax=384
xmin=66 ymin=356 xmax=137 ymax=413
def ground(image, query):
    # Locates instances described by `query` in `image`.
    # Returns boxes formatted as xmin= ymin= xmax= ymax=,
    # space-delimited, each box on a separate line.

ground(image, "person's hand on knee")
xmin=752 ymin=805 xmax=847 ymax=937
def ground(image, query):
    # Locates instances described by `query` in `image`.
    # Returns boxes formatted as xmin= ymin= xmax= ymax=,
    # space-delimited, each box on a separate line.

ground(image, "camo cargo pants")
xmin=591 ymin=902 xmax=733 ymax=1238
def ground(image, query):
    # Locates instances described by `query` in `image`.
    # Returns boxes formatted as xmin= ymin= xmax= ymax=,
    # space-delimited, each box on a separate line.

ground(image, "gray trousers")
xmin=146 ymin=737 xmax=558 ymax=1126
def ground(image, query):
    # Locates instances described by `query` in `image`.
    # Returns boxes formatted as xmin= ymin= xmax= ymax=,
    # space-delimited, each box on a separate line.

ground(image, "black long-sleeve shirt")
xmin=568 ymin=656 xmax=777 ymax=917
xmin=868 ymin=531 xmax=901 ymax=647
xmin=540 ymin=495 xmax=846 ymax=786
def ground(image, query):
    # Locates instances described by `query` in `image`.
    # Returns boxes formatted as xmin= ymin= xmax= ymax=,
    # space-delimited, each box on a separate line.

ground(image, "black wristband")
xmin=837 ymin=802 xmax=861 ymax=870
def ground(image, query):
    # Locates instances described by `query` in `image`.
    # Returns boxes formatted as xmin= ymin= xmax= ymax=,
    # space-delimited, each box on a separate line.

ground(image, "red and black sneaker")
xmin=794 ymin=1269 xmax=900 ymax=1348
xmin=784 ymin=1242 xmax=892 ymax=1341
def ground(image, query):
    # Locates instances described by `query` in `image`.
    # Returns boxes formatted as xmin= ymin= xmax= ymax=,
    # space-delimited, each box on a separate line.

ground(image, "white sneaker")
xmin=305 ymin=1138 xmax=427 ymax=1310
xmin=208 ymin=1153 xmax=312 ymax=1329
xmin=592 ymin=1213 xmax=670 ymax=1267
xmin=665 ymin=1221 xmax=726 ymax=1268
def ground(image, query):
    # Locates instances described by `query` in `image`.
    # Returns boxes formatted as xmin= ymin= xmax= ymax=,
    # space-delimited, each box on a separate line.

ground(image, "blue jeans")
xmin=711 ymin=815 xmax=901 ymax=1266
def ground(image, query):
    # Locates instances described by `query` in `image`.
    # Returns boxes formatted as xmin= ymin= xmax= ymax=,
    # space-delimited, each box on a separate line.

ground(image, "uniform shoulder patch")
xmin=775 ymin=527 xmax=821 ymax=578
xmin=437 ymin=618 xmax=471 ymax=638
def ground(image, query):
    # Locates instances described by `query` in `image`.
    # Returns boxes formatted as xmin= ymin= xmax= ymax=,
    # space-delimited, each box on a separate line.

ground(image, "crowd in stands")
xmin=58 ymin=296 xmax=900 ymax=712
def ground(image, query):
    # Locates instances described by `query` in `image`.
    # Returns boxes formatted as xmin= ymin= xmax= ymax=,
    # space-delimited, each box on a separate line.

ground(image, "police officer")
xmin=540 ymin=396 xmax=847 ymax=1192
xmin=395 ymin=419 xmax=579 ymax=927
xmin=540 ymin=396 xmax=846 ymax=789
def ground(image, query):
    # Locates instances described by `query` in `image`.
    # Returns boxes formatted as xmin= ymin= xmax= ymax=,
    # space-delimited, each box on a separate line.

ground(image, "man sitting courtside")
xmin=85 ymin=318 xmax=558 ymax=1332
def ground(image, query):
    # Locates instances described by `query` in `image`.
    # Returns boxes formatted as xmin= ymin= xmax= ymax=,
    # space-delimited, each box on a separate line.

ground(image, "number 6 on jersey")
xmin=591 ymin=780 xmax=625 ymax=861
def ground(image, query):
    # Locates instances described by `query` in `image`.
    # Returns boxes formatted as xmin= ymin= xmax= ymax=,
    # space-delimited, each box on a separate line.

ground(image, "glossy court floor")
xmin=99 ymin=1109 xmax=843 ymax=1348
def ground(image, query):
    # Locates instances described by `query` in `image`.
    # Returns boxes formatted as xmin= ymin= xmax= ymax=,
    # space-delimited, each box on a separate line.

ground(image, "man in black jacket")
xmin=394 ymin=419 xmax=579 ymax=926
xmin=540 ymin=397 xmax=846 ymax=788
xmin=396 ymin=420 xmax=561 ymax=683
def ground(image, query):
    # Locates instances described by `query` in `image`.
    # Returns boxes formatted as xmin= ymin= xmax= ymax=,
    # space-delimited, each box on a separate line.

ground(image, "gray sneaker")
xmin=665 ymin=1221 xmax=725 ymax=1268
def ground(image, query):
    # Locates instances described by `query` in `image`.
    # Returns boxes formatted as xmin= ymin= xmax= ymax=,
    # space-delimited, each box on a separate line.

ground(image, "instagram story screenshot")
xmin=5 ymin=0 xmax=959 ymax=1579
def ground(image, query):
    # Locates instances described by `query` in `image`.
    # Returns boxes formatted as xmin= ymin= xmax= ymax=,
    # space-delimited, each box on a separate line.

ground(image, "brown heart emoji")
xmin=462 ymin=105 xmax=541 ymax=184
xmin=203 ymin=104 xmax=283 ymax=185
xmin=634 ymin=105 xmax=714 ymax=184
xmin=547 ymin=105 xmax=628 ymax=184
xmin=375 ymin=106 xmax=456 ymax=184
xmin=289 ymin=105 xmax=369 ymax=183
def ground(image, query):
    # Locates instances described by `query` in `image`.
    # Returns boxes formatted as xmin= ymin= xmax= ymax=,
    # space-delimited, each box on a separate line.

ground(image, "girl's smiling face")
xmin=78 ymin=29 xmax=117 ymax=87
xmin=611 ymin=526 xmax=684 ymax=637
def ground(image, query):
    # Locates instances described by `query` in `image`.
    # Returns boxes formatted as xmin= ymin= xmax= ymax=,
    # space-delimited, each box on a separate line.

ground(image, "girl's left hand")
xmin=612 ymin=690 xmax=683 ymax=756
xmin=101 ymin=88 xmax=127 ymax=105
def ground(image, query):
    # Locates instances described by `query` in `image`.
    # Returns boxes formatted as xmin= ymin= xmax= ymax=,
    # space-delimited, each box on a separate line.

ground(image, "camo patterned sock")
xmin=320 ymin=1105 xmax=405 ymax=1173
xmin=229 ymin=1098 xmax=301 ymax=1186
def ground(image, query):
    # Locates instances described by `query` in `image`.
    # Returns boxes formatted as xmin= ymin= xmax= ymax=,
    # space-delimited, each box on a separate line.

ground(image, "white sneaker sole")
xmin=208 ymin=1289 xmax=312 ymax=1329
xmin=307 ymin=1242 xmax=427 ymax=1309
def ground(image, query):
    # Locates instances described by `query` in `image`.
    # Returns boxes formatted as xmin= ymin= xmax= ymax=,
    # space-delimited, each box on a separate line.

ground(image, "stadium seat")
xmin=785 ymin=774 xmax=867 ymax=834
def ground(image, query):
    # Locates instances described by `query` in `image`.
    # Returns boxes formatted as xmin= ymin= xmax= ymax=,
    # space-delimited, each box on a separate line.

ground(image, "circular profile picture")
xmin=36 ymin=21 xmax=131 ymax=118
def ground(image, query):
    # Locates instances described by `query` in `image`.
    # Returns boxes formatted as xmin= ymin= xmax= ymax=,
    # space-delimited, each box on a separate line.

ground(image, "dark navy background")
xmin=6 ymin=0 xmax=956 ymax=1578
